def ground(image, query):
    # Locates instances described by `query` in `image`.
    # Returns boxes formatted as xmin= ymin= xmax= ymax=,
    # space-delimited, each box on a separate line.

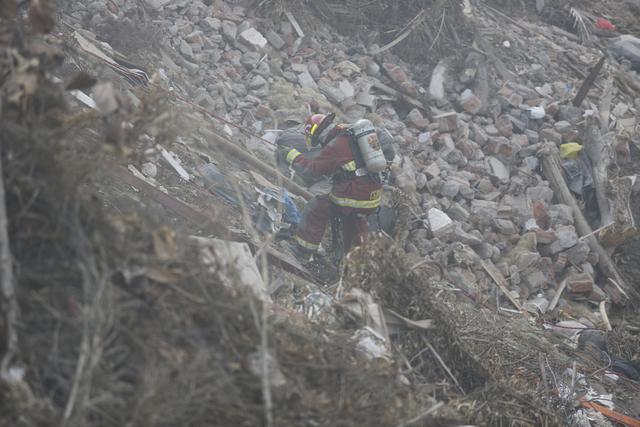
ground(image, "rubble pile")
xmin=2 ymin=0 xmax=639 ymax=425
xmin=64 ymin=0 xmax=640 ymax=320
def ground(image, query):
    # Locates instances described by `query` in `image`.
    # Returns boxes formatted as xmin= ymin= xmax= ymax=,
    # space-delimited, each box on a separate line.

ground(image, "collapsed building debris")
xmin=1 ymin=0 xmax=639 ymax=425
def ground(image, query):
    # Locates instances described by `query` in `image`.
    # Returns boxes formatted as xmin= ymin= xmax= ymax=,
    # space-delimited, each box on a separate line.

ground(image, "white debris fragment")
xmin=160 ymin=147 xmax=190 ymax=181
xmin=239 ymin=28 xmax=268 ymax=50
xmin=428 ymin=208 xmax=455 ymax=238
xmin=353 ymin=327 xmax=389 ymax=360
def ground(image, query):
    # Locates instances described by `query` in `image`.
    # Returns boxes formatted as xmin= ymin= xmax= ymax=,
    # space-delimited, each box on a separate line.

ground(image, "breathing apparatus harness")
xmin=306 ymin=115 xmax=392 ymax=185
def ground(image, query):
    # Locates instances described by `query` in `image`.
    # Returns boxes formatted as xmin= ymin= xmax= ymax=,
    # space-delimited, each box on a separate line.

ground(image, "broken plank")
xmin=371 ymin=80 xmax=425 ymax=110
xmin=284 ymin=10 xmax=304 ymax=38
xmin=481 ymin=259 xmax=525 ymax=312
xmin=599 ymin=301 xmax=612 ymax=331
xmin=539 ymin=144 xmax=639 ymax=303
xmin=547 ymin=280 xmax=566 ymax=312
xmin=160 ymin=147 xmax=190 ymax=181
xmin=572 ymin=56 xmax=606 ymax=107
xmin=579 ymin=398 xmax=640 ymax=427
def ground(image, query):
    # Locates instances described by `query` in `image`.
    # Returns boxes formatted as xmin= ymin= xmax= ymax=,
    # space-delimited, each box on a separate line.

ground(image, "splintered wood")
xmin=481 ymin=259 xmax=525 ymax=312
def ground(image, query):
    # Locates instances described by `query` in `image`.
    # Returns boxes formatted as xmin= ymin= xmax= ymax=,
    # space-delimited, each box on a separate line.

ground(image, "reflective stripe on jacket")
xmin=329 ymin=193 xmax=380 ymax=209
xmin=291 ymin=133 xmax=382 ymax=209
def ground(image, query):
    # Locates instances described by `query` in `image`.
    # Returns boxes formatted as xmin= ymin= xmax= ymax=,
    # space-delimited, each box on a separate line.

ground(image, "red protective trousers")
xmin=294 ymin=195 xmax=374 ymax=253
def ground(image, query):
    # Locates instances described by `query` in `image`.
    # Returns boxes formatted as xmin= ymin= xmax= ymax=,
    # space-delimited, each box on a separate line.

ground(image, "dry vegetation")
xmin=1 ymin=1 xmax=639 ymax=426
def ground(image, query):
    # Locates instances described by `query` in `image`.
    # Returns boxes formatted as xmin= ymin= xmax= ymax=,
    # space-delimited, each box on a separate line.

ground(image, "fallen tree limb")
xmin=583 ymin=85 xmax=637 ymax=249
xmin=62 ymin=238 xmax=111 ymax=426
xmin=0 ymin=153 xmax=18 ymax=377
xmin=539 ymin=144 xmax=639 ymax=303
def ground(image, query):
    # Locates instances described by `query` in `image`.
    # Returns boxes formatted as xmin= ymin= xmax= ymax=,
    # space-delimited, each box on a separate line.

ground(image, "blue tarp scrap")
xmin=260 ymin=188 xmax=300 ymax=225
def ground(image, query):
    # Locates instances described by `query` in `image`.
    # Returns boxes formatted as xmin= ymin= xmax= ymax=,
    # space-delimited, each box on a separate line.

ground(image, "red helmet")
xmin=304 ymin=113 xmax=335 ymax=147
xmin=304 ymin=114 xmax=327 ymax=137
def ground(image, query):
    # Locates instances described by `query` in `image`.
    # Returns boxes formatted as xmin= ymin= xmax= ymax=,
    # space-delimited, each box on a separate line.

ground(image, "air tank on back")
xmin=351 ymin=119 xmax=387 ymax=173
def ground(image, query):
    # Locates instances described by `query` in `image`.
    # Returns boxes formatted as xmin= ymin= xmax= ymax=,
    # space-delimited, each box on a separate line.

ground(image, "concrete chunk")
xmin=428 ymin=208 xmax=455 ymax=238
xmin=566 ymin=273 xmax=594 ymax=294
xmin=144 ymin=0 xmax=173 ymax=9
xmin=239 ymin=28 xmax=268 ymax=49
xmin=434 ymin=112 xmax=458 ymax=132
xmin=338 ymin=80 xmax=355 ymax=98
xmin=265 ymin=29 xmax=285 ymax=50
xmin=190 ymin=237 xmax=270 ymax=302
xmin=201 ymin=17 xmax=222 ymax=32
xmin=487 ymin=156 xmax=510 ymax=183
xmin=407 ymin=108 xmax=430 ymax=130
xmin=460 ymin=89 xmax=482 ymax=114
xmin=429 ymin=59 xmax=448 ymax=101
xmin=298 ymin=71 xmax=317 ymax=89
xmin=222 ymin=20 xmax=238 ymax=41
xmin=356 ymin=91 xmax=376 ymax=109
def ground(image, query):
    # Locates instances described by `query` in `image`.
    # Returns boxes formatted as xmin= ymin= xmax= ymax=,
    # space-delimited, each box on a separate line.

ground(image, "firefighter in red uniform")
xmin=280 ymin=114 xmax=383 ymax=258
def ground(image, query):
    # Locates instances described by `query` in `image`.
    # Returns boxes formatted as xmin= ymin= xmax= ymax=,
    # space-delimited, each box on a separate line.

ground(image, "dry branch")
xmin=425 ymin=338 xmax=464 ymax=394
xmin=369 ymin=10 xmax=426 ymax=55
xmin=395 ymin=401 xmax=444 ymax=427
xmin=0 ymin=152 xmax=18 ymax=377
xmin=482 ymin=259 xmax=525 ymax=312
xmin=547 ymin=280 xmax=566 ymax=312
xmin=62 ymin=225 xmax=112 ymax=426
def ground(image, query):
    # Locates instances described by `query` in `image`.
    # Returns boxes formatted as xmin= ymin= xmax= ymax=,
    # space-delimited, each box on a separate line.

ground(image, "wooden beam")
xmin=209 ymin=132 xmax=313 ymax=200
xmin=284 ymin=10 xmax=304 ymax=39
xmin=582 ymin=118 xmax=612 ymax=226
xmin=539 ymin=144 xmax=639 ymax=303
xmin=573 ymin=56 xmax=605 ymax=107
xmin=547 ymin=280 xmax=566 ymax=312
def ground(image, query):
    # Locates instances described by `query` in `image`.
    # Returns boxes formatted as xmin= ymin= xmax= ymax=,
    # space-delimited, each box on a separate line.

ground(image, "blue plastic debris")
xmin=262 ymin=188 xmax=300 ymax=225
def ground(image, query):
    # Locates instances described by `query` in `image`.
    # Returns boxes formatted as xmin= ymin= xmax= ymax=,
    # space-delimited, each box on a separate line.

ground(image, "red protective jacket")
xmin=291 ymin=133 xmax=382 ymax=209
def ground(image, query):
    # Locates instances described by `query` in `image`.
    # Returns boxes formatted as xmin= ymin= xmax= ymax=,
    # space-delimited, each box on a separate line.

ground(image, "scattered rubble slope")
xmin=1 ymin=0 xmax=640 ymax=426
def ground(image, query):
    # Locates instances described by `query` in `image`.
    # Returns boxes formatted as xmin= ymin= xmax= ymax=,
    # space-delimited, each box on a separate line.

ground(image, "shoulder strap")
xmin=343 ymin=128 xmax=367 ymax=172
